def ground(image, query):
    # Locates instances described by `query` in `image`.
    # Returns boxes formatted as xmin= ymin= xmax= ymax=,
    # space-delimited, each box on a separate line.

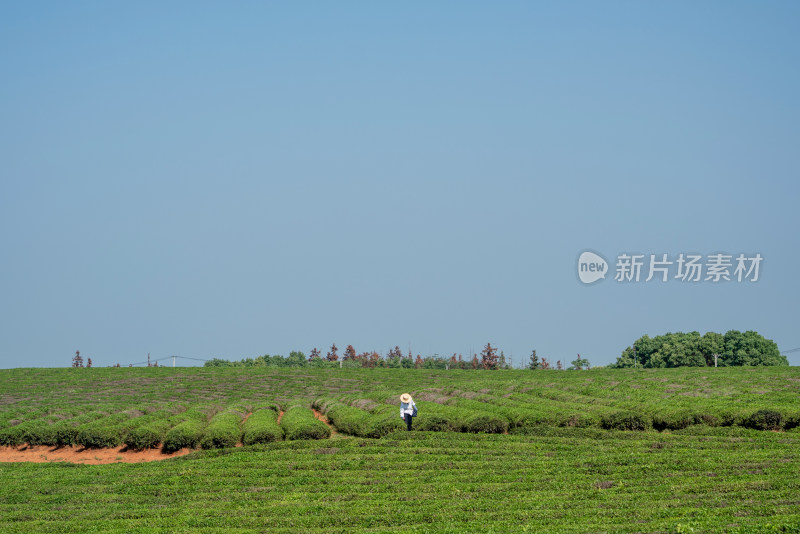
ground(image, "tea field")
xmin=1 ymin=367 xmax=799 ymax=532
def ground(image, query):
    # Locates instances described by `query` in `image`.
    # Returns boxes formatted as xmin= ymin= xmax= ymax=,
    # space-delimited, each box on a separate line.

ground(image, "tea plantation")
xmin=1 ymin=367 xmax=799 ymax=532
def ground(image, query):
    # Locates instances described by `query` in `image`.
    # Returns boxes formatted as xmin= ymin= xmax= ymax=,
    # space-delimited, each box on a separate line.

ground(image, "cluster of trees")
xmin=204 ymin=343 xmax=515 ymax=370
xmin=71 ymin=351 xmax=92 ymax=368
xmin=527 ymin=350 xmax=591 ymax=370
xmin=611 ymin=330 xmax=787 ymax=368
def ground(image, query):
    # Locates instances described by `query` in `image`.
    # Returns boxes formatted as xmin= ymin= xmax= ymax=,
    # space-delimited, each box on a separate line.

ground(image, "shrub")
xmin=559 ymin=413 xmax=601 ymax=429
xmin=652 ymin=411 xmax=696 ymax=431
xmin=462 ymin=414 xmax=508 ymax=434
xmin=0 ymin=423 xmax=28 ymax=446
xmin=362 ymin=405 xmax=405 ymax=437
xmin=601 ymin=412 xmax=651 ymax=431
xmin=126 ymin=420 xmax=173 ymax=450
xmin=719 ymin=411 xmax=747 ymax=427
xmin=242 ymin=406 xmax=283 ymax=445
xmin=743 ymin=409 xmax=783 ymax=431
xmin=75 ymin=413 xmax=134 ymax=448
xmin=200 ymin=407 xmax=246 ymax=449
xmin=163 ymin=411 xmax=209 ymax=452
xmin=697 ymin=413 xmax=720 ymax=427
xmin=402 ymin=401 xmax=469 ymax=433
xmin=42 ymin=413 xmax=102 ymax=447
xmin=316 ymin=401 xmax=370 ymax=436
xmin=415 ymin=414 xmax=457 ymax=432
xmin=281 ymin=405 xmax=330 ymax=440
xmin=23 ymin=421 xmax=58 ymax=446
xmin=76 ymin=425 xmax=125 ymax=448
xmin=314 ymin=398 xmax=404 ymax=437
xmin=783 ymin=413 xmax=800 ymax=431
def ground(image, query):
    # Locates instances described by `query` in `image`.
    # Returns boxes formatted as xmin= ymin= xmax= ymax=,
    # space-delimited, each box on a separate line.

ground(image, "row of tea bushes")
xmin=200 ymin=405 xmax=250 ymax=449
xmin=280 ymin=404 xmax=330 ymax=440
xmin=242 ymin=406 xmax=283 ymax=445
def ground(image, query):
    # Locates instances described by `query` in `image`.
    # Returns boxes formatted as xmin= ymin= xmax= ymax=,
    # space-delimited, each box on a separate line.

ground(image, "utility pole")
xmin=713 ymin=353 xmax=718 ymax=368
xmin=633 ymin=345 xmax=637 ymax=368
xmin=172 ymin=355 xmax=176 ymax=368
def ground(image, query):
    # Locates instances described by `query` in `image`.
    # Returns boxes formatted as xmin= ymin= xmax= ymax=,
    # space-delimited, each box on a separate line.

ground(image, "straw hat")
xmin=400 ymin=393 xmax=412 ymax=403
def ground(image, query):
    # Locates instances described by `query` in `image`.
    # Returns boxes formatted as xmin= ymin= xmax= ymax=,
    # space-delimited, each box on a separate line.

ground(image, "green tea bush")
xmin=415 ymin=413 xmax=457 ymax=432
xmin=315 ymin=398 xmax=394 ymax=437
xmin=407 ymin=401 xmax=468 ymax=432
xmin=281 ymin=405 xmax=330 ymax=440
xmin=558 ymin=413 xmax=601 ymax=429
xmin=163 ymin=410 xmax=209 ymax=452
xmin=601 ymin=411 xmax=652 ymax=431
xmin=719 ymin=410 xmax=748 ymax=427
xmin=783 ymin=413 xmax=800 ymax=431
xmin=0 ymin=421 xmax=33 ymax=446
xmin=366 ymin=405 xmax=405 ymax=437
xmin=314 ymin=399 xmax=368 ymax=436
xmin=22 ymin=421 xmax=59 ymax=446
xmin=75 ymin=413 xmax=135 ymax=448
xmin=696 ymin=413 xmax=720 ymax=427
xmin=76 ymin=425 xmax=125 ymax=448
xmin=126 ymin=420 xmax=173 ymax=449
xmin=743 ymin=409 xmax=783 ymax=431
xmin=200 ymin=407 xmax=247 ymax=449
xmin=242 ymin=406 xmax=283 ymax=444
xmin=44 ymin=413 xmax=102 ymax=446
xmin=462 ymin=413 xmax=508 ymax=434
xmin=652 ymin=411 xmax=696 ymax=431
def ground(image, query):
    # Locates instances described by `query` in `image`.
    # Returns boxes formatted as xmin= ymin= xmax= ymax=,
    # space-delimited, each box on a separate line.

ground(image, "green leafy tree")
xmin=722 ymin=330 xmax=786 ymax=366
xmin=286 ymin=351 xmax=307 ymax=367
xmin=612 ymin=330 xmax=787 ymax=368
xmin=569 ymin=354 xmax=589 ymax=370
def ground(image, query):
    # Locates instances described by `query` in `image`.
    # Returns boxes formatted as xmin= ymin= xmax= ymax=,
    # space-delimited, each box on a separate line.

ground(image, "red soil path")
xmin=0 ymin=444 xmax=192 ymax=465
xmin=312 ymin=408 xmax=339 ymax=435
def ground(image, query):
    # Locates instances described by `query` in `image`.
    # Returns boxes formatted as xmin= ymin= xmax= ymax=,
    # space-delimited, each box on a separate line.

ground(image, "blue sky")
xmin=2 ymin=2 xmax=799 ymax=368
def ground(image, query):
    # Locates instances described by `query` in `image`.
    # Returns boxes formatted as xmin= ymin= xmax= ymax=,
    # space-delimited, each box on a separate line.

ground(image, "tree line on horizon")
xmin=201 ymin=343 xmax=593 ymax=371
xmin=70 ymin=330 xmax=786 ymax=369
xmin=203 ymin=343 xmax=515 ymax=370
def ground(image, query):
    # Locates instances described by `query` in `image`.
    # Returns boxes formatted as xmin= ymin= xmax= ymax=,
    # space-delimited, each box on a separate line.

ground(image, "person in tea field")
xmin=400 ymin=393 xmax=417 ymax=431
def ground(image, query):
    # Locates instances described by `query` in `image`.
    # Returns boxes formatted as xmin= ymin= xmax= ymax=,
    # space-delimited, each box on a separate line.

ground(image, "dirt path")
xmin=0 ymin=445 xmax=192 ymax=464
xmin=312 ymin=408 xmax=342 ymax=436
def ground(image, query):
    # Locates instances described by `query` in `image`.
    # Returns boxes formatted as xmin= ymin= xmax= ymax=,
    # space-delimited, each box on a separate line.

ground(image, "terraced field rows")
xmin=1 ymin=368 xmax=799 ymax=451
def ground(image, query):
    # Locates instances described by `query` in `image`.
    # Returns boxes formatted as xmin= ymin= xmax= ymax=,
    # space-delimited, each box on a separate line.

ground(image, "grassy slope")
xmin=1 ymin=367 xmax=800 ymax=532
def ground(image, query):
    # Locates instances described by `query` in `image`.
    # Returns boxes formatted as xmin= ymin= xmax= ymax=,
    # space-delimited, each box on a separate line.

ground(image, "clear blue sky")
xmin=2 ymin=2 xmax=799 ymax=368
